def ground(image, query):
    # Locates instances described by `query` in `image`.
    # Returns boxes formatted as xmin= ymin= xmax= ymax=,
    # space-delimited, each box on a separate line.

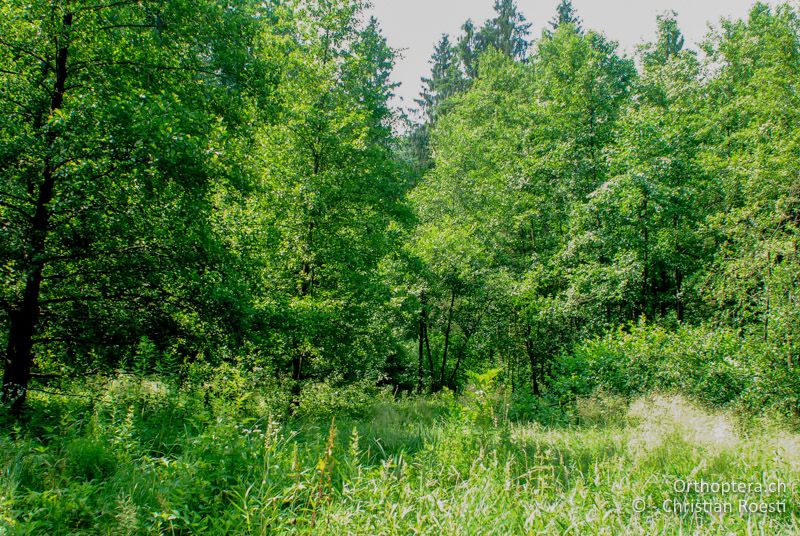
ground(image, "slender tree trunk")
xmin=509 ymin=312 xmax=518 ymax=393
xmin=540 ymin=346 xmax=546 ymax=390
xmin=524 ymin=325 xmax=540 ymax=397
xmin=448 ymin=330 xmax=472 ymax=389
xmin=287 ymin=349 xmax=304 ymax=414
xmin=764 ymin=251 xmax=771 ymax=343
xmin=417 ymin=296 xmax=425 ymax=391
xmin=290 ymin=224 xmax=315 ymax=410
xmin=291 ymin=354 xmax=303 ymax=384
xmin=641 ymin=195 xmax=649 ymax=319
xmin=659 ymin=270 xmax=668 ymax=318
xmin=424 ymin=324 xmax=434 ymax=380
xmin=675 ymin=269 xmax=684 ymax=322
xmin=437 ymin=288 xmax=456 ymax=391
xmin=421 ymin=296 xmax=434 ymax=387
xmin=2 ymin=12 xmax=72 ymax=414
xmin=511 ymin=349 xmax=516 ymax=393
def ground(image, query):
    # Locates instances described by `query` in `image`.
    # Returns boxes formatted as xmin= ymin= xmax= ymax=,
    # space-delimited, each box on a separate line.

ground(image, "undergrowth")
xmin=0 ymin=372 xmax=798 ymax=535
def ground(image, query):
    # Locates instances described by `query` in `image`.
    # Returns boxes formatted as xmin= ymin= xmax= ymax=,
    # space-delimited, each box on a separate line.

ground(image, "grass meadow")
xmin=1 ymin=373 xmax=798 ymax=535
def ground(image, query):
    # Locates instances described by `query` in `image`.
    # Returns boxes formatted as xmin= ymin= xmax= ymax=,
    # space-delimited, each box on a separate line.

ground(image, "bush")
xmin=295 ymin=378 xmax=390 ymax=420
xmin=555 ymin=321 xmax=799 ymax=417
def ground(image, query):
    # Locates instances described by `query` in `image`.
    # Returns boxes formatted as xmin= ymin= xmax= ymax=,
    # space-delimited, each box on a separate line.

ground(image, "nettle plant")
xmin=459 ymin=368 xmax=505 ymax=426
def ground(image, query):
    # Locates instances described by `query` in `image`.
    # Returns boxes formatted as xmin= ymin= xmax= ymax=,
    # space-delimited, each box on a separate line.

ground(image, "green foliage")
xmin=459 ymin=367 xmax=504 ymax=425
xmin=0 ymin=0 xmax=794 ymax=422
xmin=550 ymin=0 xmax=582 ymax=32
xmin=65 ymin=438 xmax=116 ymax=482
xmin=0 ymin=3 xmax=799 ymax=532
xmin=295 ymin=378 xmax=389 ymax=420
xmin=1 ymin=0 xmax=411 ymax=405
xmin=401 ymin=1 xmax=799 ymax=405
xmin=557 ymin=321 xmax=800 ymax=417
xmin=641 ymin=11 xmax=685 ymax=66
xmin=1 ymin=382 xmax=799 ymax=534
xmin=698 ymin=3 xmax=800 ymax=355
xmin=574 ymin=391 xmax=629 ymax=427
xmin=416 ymin=34 xmax=466 ymax=122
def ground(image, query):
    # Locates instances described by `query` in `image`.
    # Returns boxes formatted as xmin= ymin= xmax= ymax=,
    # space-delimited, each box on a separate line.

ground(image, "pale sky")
xmin=368 ymin=0 xmax=785 ymax=116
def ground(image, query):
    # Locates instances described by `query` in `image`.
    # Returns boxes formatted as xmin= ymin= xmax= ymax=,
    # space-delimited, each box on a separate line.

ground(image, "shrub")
xmin=295 ymin=378 xmax=389 ymax=420
xmin=556 ymin=321 xmax=798 ymax=416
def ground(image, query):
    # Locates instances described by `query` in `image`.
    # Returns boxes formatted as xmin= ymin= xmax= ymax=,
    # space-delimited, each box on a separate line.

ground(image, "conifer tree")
xmin=479 ymin=0 xmax=531 ymax=61
xmin=550 ymin=0 xmax=582 ymax=32
xmin=416 ymin=34 xmax=465 ymax=122
xmin=642 ymin=11 xmax=685 ymax=67
xmin=458 ymin=20 xmax=482 ymax=80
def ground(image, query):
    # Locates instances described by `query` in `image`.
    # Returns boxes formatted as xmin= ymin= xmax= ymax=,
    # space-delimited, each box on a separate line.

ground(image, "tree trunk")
xmin=540 ymin=346 xmax=546 ymax=390
xmin=424 ymin=323 xmax=434 ymax=383
xmin=525 ymin=325 xmax=540 ymax=397
xmin=2 ymin=11 xmax=72 ymax=415
xmin=417 ymin=297 xmax=425 ymax=391
xmin=448 ymin=330 xmax=472 ymax=389
xmin=675 ymin=268 xmax=684 ymax=322
xmin=421 ymin=295 xmax=434 ymax=388
xmin=291 ymin=353 xmax=303 ymax=384
xmin=437 ymin=288 xmax=456 ymax=391
xmin=764 ymin=251 xmax=771 ymax=343
xmin=641 ymin=195 xmax=649 ymax=319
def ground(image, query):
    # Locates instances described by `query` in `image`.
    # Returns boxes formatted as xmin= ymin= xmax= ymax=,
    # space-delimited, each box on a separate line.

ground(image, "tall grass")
xmin=1 ymin=374 xmax=798 ymax=534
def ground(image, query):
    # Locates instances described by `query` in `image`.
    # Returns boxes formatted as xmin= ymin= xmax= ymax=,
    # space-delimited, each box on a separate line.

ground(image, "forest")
xmin=0 ymin=0 xmax=798 ymax=533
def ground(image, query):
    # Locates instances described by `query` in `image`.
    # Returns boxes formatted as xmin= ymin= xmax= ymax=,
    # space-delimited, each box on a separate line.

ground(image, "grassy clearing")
xmin=0 ymin=377 xmax=798 ymax=535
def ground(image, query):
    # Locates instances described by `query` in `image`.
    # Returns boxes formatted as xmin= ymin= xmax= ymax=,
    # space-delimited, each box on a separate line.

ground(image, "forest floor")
xmin=1 ymin=376 xmax=799 ymax=535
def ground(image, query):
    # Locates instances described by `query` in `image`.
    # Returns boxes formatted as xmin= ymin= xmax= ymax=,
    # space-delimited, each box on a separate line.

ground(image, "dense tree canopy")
xmin=1 ymin=0 xmax=798 ymax=416
xmin=0 ymin=0 xmax=289 ymax=409
xmin=397 ymin=1 xmax=798 ymax=400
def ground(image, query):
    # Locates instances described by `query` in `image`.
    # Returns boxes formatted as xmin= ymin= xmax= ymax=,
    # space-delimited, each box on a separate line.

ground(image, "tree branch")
xmin=0 ymin=39 xmax=52 ymax=68
xmin=97 ymin=23 xmax=160 ymax=31
xmin=27 ymin=387 xmax=94 ymax=399
xmin=69 ymin=59 xmax=221 ymax=78
xmin=0 ymin=190 xmax=34 ymax=204
xmin=72 ymin=0 xmax=146 ymax=15
xmin=0 ymin=93 xmax=40 ymax=117
xmin=39 ymin=295 xmax=104 ymax=306
xmin=0 ymin=200 xmax=33 ymax=220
